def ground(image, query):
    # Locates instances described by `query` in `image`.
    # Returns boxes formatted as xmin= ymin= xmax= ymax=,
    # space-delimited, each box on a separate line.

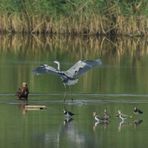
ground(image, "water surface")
xmin=0 ymin=35 xmax=147 ymax=148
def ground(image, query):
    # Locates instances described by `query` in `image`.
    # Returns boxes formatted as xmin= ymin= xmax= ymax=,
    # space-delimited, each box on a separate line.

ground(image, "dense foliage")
xmin=0 ymin=0 xmax=147 ymax=16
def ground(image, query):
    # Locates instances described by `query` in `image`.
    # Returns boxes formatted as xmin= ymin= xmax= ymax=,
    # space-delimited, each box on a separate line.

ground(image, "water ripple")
xmin=0 ymin=93 xmax=148 ymax=105
xmin=0 ymin=93 xmax=148 ymax=97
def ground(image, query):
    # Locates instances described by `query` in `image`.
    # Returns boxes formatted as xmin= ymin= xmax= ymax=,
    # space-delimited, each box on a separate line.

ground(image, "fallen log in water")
xmin=25 ymin=105 xmax=47 ymax=110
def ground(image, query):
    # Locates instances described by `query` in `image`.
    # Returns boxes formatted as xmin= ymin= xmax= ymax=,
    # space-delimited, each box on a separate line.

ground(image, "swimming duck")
xmin=103 ymin=109 xmax=110 ymax=120
xmin=93 ymin=112 xmax=109 ymax=123
xmin=117 ymin=110 xmax=129 ymax=121
xmin=16 ymin=82 xmax=29 ymax=100
xmin=134 ymin=107 xmax=143 ymax=114
xmin=64 ymin=109 xmax=75 ymax=118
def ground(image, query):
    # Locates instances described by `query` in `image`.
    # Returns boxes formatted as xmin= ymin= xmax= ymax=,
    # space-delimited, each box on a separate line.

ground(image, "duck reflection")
xmin=93 ymin=121 xmax=109 ymax=131
xmin=64 ymin=117 xmax=73 ymax=125
xmin=18 ymin=100 xmax=28 ymax=115
xmin=58 ymin=118 xmax=85 ymax=145
xmin=133 ymin=119 xmax=143 ymax=127
xmin=118 ymin=120 xmax=128 ymax=132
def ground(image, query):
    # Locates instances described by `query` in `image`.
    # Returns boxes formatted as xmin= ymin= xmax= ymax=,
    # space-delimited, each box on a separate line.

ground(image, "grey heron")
xmin=33 ymin=59 xmax=102 ymax=100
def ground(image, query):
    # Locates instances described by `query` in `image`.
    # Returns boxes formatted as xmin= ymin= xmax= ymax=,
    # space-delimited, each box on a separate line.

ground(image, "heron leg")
xmin=69 ymin=86 xmax=73 ymax=102
xmin=63 ymin=84 xmax=67 ymax=103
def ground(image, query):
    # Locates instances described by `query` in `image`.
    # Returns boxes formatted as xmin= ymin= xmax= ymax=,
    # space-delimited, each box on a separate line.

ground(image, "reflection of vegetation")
xmin=0 ymin=0 xmax=147 ymax=36
xmin=0 ymin=35 xmax=147 ymax=61
xmin=0 ymin=35 xmax=148 ymax=94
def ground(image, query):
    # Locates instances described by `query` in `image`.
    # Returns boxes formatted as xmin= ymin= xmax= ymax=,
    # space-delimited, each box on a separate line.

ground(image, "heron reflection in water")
xmin=33 ymin=59 xmax=102 ymax=101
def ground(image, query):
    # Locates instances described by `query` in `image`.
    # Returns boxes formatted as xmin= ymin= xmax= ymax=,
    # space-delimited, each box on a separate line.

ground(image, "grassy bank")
xmin=0 ymin=0 xmax=147 ymax=36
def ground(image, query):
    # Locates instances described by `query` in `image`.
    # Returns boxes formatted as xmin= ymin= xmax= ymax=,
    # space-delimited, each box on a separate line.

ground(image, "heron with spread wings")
xmin=33 ymin=59 xmax=102 ymax=99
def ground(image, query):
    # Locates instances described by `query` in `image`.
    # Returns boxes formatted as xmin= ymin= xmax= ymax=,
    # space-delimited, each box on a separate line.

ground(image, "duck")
xmin=93 ymin=112 xmax=109 ymax=123
xmin=16 ymin=82 xmax=29 ymax=100
xmin=117 ymin=110 xmax=130 ymax=121
xmin=64 ymin=109 xmax=75 ymax=118
xmin=103 ymin=109 xmax=110 ymax=120
xmin=134 ymin=107 xmax=143 ymax=114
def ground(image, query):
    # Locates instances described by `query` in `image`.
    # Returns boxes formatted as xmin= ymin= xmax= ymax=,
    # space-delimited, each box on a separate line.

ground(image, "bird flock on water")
xmin=63 ymin=106 xmax=143 ymax=131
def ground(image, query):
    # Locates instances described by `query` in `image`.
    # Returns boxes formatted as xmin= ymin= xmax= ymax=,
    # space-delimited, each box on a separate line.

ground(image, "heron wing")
xmin=65 ymin=59 xmax=102 ymax=78
xmin=33 ymin=64 xmax=59 ymax=76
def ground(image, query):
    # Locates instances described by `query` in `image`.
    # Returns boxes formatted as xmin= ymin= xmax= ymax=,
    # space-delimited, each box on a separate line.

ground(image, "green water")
xmin=0 ymin=102 xmax=146 ymax=148
xmin=0 ymin=35 xmax=147 ymax=148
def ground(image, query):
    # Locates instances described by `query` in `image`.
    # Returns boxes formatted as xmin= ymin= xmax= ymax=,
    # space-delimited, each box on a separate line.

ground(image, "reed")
xmin=0 ymin=0 xmax=147 ymax=36
xmin=0 ymin=14 xmax=147 ymax=36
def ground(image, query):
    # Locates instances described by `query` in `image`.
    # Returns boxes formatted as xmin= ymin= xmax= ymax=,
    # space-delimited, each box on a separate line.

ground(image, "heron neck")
xmin=56 ymin=62 xmax=60 ymax=71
